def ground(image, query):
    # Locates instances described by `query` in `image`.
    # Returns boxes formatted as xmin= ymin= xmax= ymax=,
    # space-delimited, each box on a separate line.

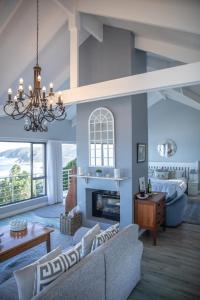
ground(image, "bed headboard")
xmin=149 ymin=161 xmax=199 ymax=179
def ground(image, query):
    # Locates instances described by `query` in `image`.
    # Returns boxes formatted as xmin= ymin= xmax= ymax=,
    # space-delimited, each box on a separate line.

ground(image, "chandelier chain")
xmin=36 ymin=0 xmax=39 ymax=65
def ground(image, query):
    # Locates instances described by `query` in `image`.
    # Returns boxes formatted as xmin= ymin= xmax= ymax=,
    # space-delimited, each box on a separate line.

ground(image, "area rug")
xmin=34 ymin=203 xmax=64 ymax=218
xmin=183 ymin=197 xmax=200 ymax=225
xmin=0 ymin=228 xmax=73 ymax=285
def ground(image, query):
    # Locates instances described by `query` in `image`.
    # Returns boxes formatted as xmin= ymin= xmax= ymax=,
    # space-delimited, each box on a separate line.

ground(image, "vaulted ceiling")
xmin=0 ymin=0 xmax=200 ymax=115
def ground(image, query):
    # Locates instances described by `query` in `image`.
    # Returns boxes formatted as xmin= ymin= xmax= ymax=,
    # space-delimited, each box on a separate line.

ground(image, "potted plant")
xmin=96 ymin=169 xmax=102 ymax=177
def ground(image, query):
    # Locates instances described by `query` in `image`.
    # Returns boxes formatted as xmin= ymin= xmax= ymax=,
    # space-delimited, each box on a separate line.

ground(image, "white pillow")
xmin=35 ymin=242 xmax=82 ymax=295
xmin=92 ymin=223 xmax=119 ymax=251
xmin=155 ymin=170 xmax=169 ymax=179
xmin=14 ymin=247 xmax=61 ymax=300
xmin=81 ymin=224 xmax=101 ymax=257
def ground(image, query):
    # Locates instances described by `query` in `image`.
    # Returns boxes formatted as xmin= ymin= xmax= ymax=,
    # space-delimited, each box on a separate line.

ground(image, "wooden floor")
xmin=129 ymin=223 xmax=200 ymax=300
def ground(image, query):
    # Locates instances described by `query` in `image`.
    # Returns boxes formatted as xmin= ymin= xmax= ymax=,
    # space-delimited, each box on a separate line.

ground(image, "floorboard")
xmin=129 ymin=223 xmax=200 ymax=300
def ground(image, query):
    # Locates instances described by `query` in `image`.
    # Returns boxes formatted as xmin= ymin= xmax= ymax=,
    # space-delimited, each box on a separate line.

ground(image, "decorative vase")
xmin=114 ymin=168 xmax=120 ymax=178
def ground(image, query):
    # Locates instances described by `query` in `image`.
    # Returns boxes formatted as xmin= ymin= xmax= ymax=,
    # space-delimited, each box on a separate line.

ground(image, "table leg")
xmin=46 ymin=234 xmax=51 ymax=253
xmin=152 ymin=230 xmax=157 ymax=246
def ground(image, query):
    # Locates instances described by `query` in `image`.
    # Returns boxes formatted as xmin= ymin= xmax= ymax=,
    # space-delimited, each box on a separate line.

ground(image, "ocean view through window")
xmin=0 ymin=142 xmax=46 ymax=206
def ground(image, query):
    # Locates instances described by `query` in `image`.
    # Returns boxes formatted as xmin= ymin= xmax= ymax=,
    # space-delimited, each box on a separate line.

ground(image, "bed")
xmin=148 ymin=161 xmax=200 ymax=226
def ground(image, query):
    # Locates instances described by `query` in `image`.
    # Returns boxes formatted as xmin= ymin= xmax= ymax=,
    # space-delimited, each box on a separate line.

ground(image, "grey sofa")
xmin=0 ymin=224 xmax=143 ymax=300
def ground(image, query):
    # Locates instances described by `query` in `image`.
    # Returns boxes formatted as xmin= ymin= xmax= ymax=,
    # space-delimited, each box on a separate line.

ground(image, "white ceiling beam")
xmin=77 ymin=0 xmax=200 ymax=35
xmin=162 ymin=89 xmax=200 ymax=111
xmin=81 ymin=13 xmax=103 ymax=42
xmin=58 ymin=62 xmax=200 ymax=105
xmin=135 ymin=36 xmax=200 ymax=63
xmin=68 ymin=12 xmax=80 ymax=89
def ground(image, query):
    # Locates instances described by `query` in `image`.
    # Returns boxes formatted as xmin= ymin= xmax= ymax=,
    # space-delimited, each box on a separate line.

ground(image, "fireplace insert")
xmin=92 ymin=190 xmax=120 ymax=221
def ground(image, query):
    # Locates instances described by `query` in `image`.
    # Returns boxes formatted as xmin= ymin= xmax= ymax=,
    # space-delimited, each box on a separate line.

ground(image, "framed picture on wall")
xmin=137 ymin=143 xmax=146 ymax=163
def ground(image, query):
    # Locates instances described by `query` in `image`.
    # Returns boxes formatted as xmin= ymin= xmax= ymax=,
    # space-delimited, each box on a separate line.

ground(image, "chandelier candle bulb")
xmin=19 ymin=78 xmax=24 ymax=85
xmin=42 ymin=86 xmax=46 ymax=98
xmin=58 ymin=91 xmax=62 ymax=103
xmin=37 ymin=75 xmax=41 ymax=82
xmin=29 ymin=85 xmax=33 ymax=97
xmin=8 ymin=89 xmax=12 ymax=101
xmin=49 ymin=82 xmax=53 ymax=91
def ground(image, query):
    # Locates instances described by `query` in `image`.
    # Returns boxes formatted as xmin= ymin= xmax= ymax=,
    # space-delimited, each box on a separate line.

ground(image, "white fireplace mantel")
xmin=70 ymin=175 xmax=128 ymax=187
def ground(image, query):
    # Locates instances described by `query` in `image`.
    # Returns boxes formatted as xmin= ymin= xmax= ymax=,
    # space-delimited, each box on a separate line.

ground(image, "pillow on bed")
xmin=168 ymin=170 xmax=176 ymax=179
xmin=154 ymin=170 xmax=169 ymax=179
xmin=175 ymin=170 xmax=185 ymax=179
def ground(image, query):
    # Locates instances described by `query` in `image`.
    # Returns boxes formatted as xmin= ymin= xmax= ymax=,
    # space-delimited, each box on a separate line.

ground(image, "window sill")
xmin=0 ymin=196 xmax=48 ymax=220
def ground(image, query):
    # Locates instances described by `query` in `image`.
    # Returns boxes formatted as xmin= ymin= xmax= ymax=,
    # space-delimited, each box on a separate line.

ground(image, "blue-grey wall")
xmin=0 ymin=117 xmax=76 ymax=142
xmin=148 ymin=99 xmax=200 ymax=162
xmin=77 ymin=26 xmax=148 ymax=228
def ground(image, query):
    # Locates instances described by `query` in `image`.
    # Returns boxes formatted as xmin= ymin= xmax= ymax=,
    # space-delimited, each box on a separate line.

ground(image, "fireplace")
xmin=92 ymin=190 xmax=120 ymax=221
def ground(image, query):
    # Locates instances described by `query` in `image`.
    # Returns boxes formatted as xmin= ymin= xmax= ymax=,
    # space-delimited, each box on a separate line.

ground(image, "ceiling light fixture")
xmin=4 ymin=0 xmax=66 ymax=132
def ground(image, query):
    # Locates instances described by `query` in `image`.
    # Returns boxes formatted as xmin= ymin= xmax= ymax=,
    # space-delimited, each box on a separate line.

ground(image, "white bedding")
xmin=150 ymin=177 xmax=187 ymax=198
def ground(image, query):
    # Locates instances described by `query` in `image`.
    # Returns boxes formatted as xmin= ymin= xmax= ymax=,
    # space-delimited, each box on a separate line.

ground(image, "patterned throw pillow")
xmin=35 ymin=242 xmax=82 ymax=294
xmin=92 ymin=223 xmax=119 ymax=251
xmin=81 ymin=223 xmax=101 ymax=257
xmin=14 ymin=247 xmax=62 ymax=300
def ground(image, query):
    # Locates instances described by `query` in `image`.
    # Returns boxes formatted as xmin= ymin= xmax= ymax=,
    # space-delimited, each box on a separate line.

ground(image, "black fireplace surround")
xmin=92 ymin=190 xmax=120 ymax=221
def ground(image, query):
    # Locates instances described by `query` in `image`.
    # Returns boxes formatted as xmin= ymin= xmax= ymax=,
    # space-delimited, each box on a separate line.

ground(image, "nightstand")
xmin=134 ymin=192 xmax=166 ymax=245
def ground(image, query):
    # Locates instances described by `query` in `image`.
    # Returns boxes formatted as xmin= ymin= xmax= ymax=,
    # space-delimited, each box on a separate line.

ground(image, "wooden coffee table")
xmin=0 ymin=222 xmax=54 ymax=262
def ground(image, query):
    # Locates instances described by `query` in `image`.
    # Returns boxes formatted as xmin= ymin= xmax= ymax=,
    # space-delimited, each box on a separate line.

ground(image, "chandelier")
xmin=4 ymin=0 xmax=66 ymax=132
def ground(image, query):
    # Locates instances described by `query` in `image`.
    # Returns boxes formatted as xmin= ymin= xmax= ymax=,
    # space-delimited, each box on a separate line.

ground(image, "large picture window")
xmin=89 ymin=107 xmax=115 ymax=167
xmin=0 ymin=142 xmax=46 ymax=206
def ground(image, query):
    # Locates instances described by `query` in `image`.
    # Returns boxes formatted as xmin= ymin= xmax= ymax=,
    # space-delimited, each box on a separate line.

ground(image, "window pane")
xmin=103 ymin=157 xmax=108 ymax=166
xmin=33 ymin=144 xmax=45 ymax=177
xmin=91 ymin=158 xmax=95 ymax=166
xmin=33 ymin=178 xmax=45 ymax=197
xmin=62 ymin=144 xmax=76 ymax=196
xmin=96 ymin=157 xmax=101 ymax=166
xmin=0 ymin=142 xmax=31 ymax=205
xmin=102 ymin=122 xmax=107 ymax=131
xmin=109 ymin=158 xmax=114 ymax=167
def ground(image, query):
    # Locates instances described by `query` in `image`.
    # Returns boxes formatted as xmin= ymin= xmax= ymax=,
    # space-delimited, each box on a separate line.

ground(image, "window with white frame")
xmin=89 ymin=107 xmax=115 ymax=167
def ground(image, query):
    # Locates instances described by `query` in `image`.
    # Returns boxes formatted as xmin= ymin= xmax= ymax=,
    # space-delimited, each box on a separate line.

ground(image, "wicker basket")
xmin=60 ymin=212 xmax=82 ymax=236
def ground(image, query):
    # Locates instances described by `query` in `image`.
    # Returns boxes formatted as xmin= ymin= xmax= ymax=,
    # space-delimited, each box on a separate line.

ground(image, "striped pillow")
xmin=35 ymin=242 xmax=82 ymax=294
xmin=92 ymin=223 xmax=119 ymax=251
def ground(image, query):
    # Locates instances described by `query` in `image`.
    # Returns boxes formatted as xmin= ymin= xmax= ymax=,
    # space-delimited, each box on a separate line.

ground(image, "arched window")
xmin=89 ymin=107 xmax=115 ymax=167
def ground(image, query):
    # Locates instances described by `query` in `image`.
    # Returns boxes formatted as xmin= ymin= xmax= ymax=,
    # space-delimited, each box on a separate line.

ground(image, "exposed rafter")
xmin=81 ymin=13 xmax=103 ymax=42
xmin=163 ymin=89 xmax=200 ymax=111
xmin=77 ymin=0 xmax=200 ymax=35
xmin=135 ymin=36 xmax=200 ymax=63
xmin=148 ymin=91 xmax=163 ymax=108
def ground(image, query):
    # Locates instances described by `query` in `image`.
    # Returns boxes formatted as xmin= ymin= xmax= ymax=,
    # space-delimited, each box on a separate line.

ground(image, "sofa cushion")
xmin=92 ymin=223 xmax=119 ymax=250
xmin=35 ymin=243 xmax=82 ymax=295
xmin=103 ymin=224 xmax=143 ymax=300
xmin=14 ymin=246 xmax=61 ymax=300
xmin=81 ymin=224 xmax=100 ymax=257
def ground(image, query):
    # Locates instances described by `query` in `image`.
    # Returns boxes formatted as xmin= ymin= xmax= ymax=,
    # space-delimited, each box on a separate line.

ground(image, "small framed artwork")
xmin=137 ymin=143 xmax=146 ymax=163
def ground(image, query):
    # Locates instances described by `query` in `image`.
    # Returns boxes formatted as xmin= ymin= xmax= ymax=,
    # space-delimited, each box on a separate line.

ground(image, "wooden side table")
xmin=134 ymin=192 xmax=166 ymax=245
